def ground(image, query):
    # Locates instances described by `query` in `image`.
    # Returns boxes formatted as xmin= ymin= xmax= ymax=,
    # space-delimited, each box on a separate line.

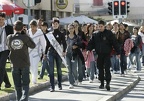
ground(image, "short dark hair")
xmin=14 ymin=20 xmax=23 ymax=31
xmin=98 ymin=20 xmax=105 ymax=25
xmin=123 ymin=24 xmax=128 ymax=28
xmin=0 ymin=12 xmax=6 ymax=18
xmin=133 ymin=27 xmax=139 ymax=31
xmin=52 ymin=17 xmax=60 ymax=23
xmin=41 ymin=22 xmax=48 ymax=27
xmin=29 ymin=20 xmax=37 ymax=26
xmin=74 ymin=20 xmax=80 ymax=25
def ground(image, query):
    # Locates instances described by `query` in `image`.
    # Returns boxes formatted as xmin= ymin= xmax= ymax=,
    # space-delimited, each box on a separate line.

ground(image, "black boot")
xmin=105 ymin=82 xmax=110 ymax=91
xmin=5 ymin=84 xmax=11 ymax=88
xmin=99 ymin=81 xmax=104 ymax=89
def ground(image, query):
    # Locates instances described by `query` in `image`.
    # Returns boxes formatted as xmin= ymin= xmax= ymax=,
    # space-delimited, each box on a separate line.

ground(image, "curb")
xmin=0 ymin=73 xmax=140 ymax=101
xmin=99 ymin=74 xmax=141 ymax=101
xmin=0 ymin=75 xmax=68 ymax=101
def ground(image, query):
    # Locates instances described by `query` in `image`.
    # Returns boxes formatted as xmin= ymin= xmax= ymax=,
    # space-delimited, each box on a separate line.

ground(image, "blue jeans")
xmin=93 ymin=51 xmax=98 ymax=75
xmin=39 ymin=57 xmax=49 ymax=78
xmin=129 ymin=48 xmax=141 ymax=70
xmin=77 ymin=56 xmax=84 ymax=82
xmin=87 ymin=61 xmax=95 ymax=80
xmin=12 ymin=67 xmax=30 ymax=101
xmin=66 ymin=53 xmax=78 ymax=85
xmin=141 ymin=44 xmax=144 ymax=64
xmin=120 ymin=53 xmax=127 ymax=74
xmin=48 ymin=50 xmax=62 ymax=89
xmin=111 ymin=55 xmax=120 ymax=71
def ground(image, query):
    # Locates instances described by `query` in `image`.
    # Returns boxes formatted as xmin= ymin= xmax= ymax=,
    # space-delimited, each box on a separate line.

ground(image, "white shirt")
xmin=0 ymin=24 xmax=8 ymax=52
xmin=28 ymin=29 xmax=46 ymax=55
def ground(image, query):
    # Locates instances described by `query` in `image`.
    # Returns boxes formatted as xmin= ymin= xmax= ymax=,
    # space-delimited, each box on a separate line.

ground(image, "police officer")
xmin=87 ymin=20 xmax=120 ymax=91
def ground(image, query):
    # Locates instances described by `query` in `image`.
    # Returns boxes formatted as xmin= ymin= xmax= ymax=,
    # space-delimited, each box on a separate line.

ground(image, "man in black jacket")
xmin=7 ymin=20 xmax=36 ymax=101
xmin=0 ymin=12 xmax=13 ymax=90
xmin=87 ymin=20 xmax=120 ymax=91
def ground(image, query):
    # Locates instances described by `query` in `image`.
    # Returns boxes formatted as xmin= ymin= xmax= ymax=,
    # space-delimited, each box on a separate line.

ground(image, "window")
xmin=74 ymin=4 xmax=80 ymax=13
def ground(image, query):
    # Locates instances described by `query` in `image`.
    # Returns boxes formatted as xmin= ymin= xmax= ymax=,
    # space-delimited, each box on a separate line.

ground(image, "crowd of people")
xmin=0 ymin=12 xmax=144 ymax=101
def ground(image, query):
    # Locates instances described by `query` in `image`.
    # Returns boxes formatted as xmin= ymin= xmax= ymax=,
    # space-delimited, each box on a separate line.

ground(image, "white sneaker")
xmin=124 ymin=70 xmax=128 ymax=74
xmin=79 ymin=82 xmax=82 ymax=85
xmin=121 ymin=74 xmax=125 ymax=77
xmin=89 ymin=79 xmax=93 ymax=83
xmin=74 ymin=80 xmax=78 ymax=86
xmin=130 ymin=65 xmax=135 ymax=68
xmin=71 ymin=59 xmax=75 ymax=62
xmin=69 ymin=84 xmax=74 ymax=89
xmin=114 ymin=71 xmax=120 ymax=74
xmin=83 ymin=78 xmax=87 ymax=81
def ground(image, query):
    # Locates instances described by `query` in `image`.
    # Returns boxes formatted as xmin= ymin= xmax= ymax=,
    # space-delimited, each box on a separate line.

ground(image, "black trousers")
xmin=0 ymin=50 xmax=11 ymax=87
xmin=97 ymin=53 xmax=111 ymax=83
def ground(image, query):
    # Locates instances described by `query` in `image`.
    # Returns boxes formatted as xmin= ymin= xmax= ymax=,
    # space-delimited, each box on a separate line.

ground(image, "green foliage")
xmin=0 ymin=62 xmax=67 ymax=96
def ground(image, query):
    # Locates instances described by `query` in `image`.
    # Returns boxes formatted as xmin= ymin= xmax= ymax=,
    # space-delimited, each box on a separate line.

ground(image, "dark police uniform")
xmin=87 ymin=29 xmax=120 ymax=90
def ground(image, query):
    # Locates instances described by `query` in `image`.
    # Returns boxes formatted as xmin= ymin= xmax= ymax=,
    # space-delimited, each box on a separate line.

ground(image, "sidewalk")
xmin=0 ymin=71 xmax=140 ymax=101
xmin=119 ymin=68 xmax=144 ymax=101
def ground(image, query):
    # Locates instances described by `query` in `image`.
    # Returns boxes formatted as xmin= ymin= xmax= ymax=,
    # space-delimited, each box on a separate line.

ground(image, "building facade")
xmin=15 ymin=0 xmax=74 ymax=21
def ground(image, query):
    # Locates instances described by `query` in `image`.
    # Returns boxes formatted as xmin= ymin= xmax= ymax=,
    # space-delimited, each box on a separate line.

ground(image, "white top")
xmin=28 ymin=29 xmax=46 ymax=55
xmin=0 ymin=23 xmax=8 ymax=52
xmin=138 ymin=32 xmax=144 ymax=43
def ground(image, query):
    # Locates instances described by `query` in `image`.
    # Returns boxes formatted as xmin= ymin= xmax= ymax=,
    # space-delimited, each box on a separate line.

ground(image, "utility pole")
xmin=13 ymin=0 xmax=17 ymax=22
xmin=51 ymin=0 xmax=53 ymax=19
xmin=118 ymin=0 xmax=123 ymax=23
xmin=27 ymin=0 xmax=31 ymax=27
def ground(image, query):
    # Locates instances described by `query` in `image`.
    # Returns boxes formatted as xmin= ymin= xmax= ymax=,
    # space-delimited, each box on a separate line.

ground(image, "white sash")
xmin=46 ymin=32 xmax=68 ymax=67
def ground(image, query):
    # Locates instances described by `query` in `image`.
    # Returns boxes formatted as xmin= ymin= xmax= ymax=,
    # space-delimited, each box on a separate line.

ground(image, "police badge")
xmin=103 ymin=36 xmax=106 ymax=40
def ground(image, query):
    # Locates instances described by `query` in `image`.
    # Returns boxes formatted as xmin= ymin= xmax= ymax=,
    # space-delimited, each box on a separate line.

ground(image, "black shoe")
xmin=59 ymin=87 xmax=62 ymax=90
xmin=5 ymin=84 xmax=11 ymax=88
xmin=105 ymin=84 xmax=110 ymax=91
xmin=38 ymin=77 xmax=43 ymax=79
xmin=50 ymin=89 xmax=55 ymax=92
xmin=99 ymin=84 xmax=104 ymax=89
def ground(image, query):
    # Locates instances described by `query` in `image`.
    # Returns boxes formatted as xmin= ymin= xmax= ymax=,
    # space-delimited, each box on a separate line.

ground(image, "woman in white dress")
xmin=28 ymin=20 xmax=46 ymax=84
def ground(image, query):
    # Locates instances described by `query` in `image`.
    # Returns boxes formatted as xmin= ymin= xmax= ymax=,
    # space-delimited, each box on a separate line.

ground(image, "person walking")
xmin=28 ymin=20 xmax=46 ymax=84
xmin=7 ymin=20 xmax=36 ymax=101
xmin=129 ymin=27 xmax=142 ymax=72
xmin=111 ymin=22 xmax=120 ymax=73
xmin=117 ymin=23 xmax=130 ymax=75
xmin=47 ymin=18 xmax=67 ymax=92
xmin=138 ymin=26 xmax=144 ymax=66
xmin=73 ymin=20 xmax=86 ymax=83
xmin=38 ymin=22 xmax=50 ymax=79
xmin=0 ymin=12 xmax=12 ymax=90
xmin=66 ymin=24 xmax=80 ymax=89
xmin=87 ymin=20 xmax=120 ymax=91
xmin=85 ymin=23 xmax=95 ymax=83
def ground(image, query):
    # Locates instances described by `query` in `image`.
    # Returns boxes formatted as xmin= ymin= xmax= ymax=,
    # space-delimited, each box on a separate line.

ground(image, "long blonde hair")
xmin=139 ymin=26 xmax=144 ymax=33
